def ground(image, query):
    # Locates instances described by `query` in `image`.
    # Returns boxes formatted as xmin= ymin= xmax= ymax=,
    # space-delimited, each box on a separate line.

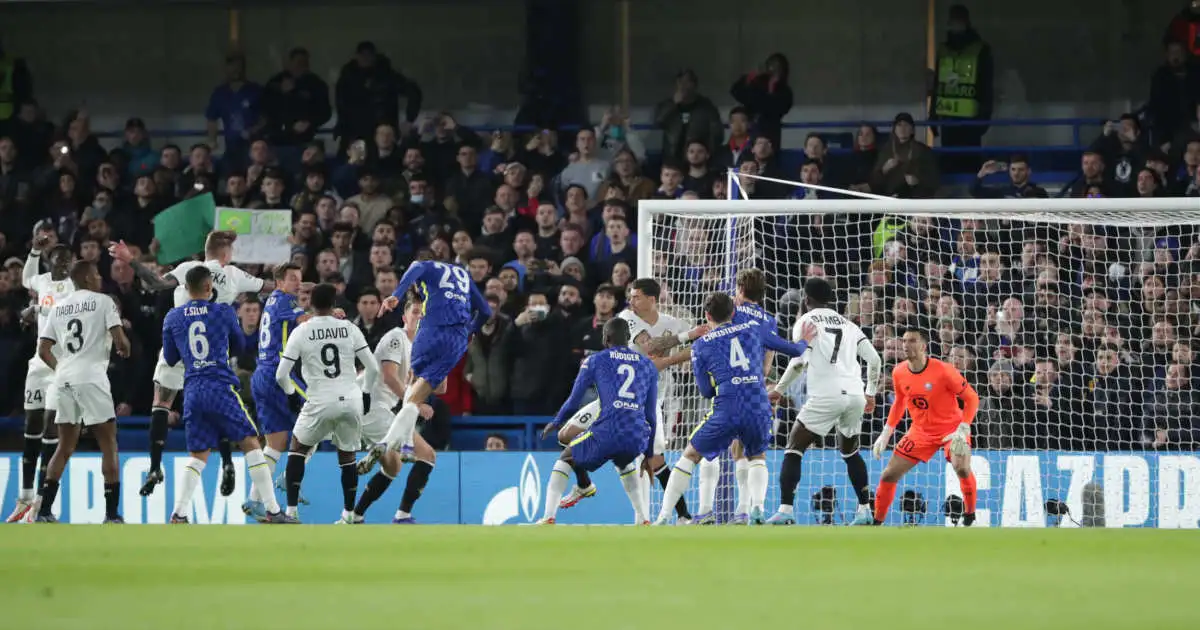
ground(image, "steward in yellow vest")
xmin=929 ymin=4 xmax=994 ymax=172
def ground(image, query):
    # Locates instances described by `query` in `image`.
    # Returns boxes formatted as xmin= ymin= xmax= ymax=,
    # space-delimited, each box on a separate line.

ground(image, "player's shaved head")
xmin=185 ymin=265 xmax=213 ymax=298
xmin=736 ymin=268 xmax=766 ymax=303
xmin=310 ymin=283 xmax=337 ymax=311
xmin=704 ymin=291 xmax=735 ymax=324
xmin=602 ymin=317 xmax=632 ymax=348
xmin=804 ymin=276 xmax=834 ymax=307
xmin=69 ymin=260 xmax=99 ymax=291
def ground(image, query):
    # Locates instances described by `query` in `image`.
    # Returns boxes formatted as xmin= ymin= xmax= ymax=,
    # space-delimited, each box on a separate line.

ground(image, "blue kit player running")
xmin=250 ymin=263 xmax=309 ymax=489
xmin=653 ymin=291 xmax=815 ymax=526
xmin=357 ymin=259 xmax=491 ymax=474
xmin=162 ymin=265 xmax=297 ymax=524
xmin=537 ymin=318 xmax=659 ymax=525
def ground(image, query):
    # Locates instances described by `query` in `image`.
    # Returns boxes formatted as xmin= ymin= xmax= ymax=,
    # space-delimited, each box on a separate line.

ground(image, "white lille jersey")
xmin=283 ymin=316 xmax=371 ymax=450
xmin=359 ymin=327 xmax=413 ymax=445
xmin=24 ymin=270 xmax=76 ymax=410
xmin=169 ymin=260 xmax=265 ymax=307
xmin=39 ymin=290 xmax=121 ymax=425
xmin=615 ymin=308 xmax=688 ymax=454
xmin=792 ymin=308 xmax=868 ymax=395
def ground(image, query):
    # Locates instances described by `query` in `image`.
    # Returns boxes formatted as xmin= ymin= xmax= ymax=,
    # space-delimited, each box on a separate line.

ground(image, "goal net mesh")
xmin=644 ymin=191 xmax=1200 ymax=528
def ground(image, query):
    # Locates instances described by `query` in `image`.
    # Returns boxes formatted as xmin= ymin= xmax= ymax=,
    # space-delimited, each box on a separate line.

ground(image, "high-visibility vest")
xmin=873 ymin=217 xmax=906 ymax=258
xmin=0 ymin=59 xmax=13 ymax=119
xmin=934 ymin=41 xmax=983 ymax=119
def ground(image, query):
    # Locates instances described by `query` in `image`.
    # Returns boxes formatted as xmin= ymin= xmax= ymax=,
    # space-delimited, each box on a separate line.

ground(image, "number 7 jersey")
xmin=281 ymin=316 xmax=370 ymax=404
xmin=792 ymin=307 xmax=868 ymax=395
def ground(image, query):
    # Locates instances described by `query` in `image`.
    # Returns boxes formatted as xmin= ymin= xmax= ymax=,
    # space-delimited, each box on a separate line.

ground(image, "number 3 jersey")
xmin=39 ymin=289 xmax=121 ymax=387
xmin=792 ymin=307 xmax=869 ymax=396
xmin=281 ymin=316 xmax=370 ymax=404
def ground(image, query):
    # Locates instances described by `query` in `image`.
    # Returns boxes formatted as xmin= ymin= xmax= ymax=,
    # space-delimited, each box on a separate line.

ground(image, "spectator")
xmin=369 ymin=124 xmax=405 ymax=193
xmin=345 ymin=167 xmax=391 ymax=233
xmin=119 ymin=118 xmax=157 ymax=180
xmin=484 ymin=434 xmax=509 ymax=451
xmin=1164 ymin=1 xmax=1200 ymax=59
xmin=333 ymin=41 xmax=422 ymax=153
xmin=593 ymin=216 xmax=636 ymax=283
xmin=596 ymin=108 xmax=646 ymax=164
xmin=596 ymin=149 xmax=654 ymax=209
xmin=930 ymin=4 xmax=995 ymax=173
xmin=844 ymin=124 xmax=879 ymax=193
xmin=975 ymin=359 xmax=1026 ymax=449
xmin=0 ymin=39 xmax=33 ymax=123
xmin=263 ymin=47 xmax=332 ymax=147
xmin=477 ymin=206 xmax=514 ymax=263
xmin=654 ymin=69 xmax=723 ymax=165
xmin=336 ymin=202 xmax=372 ymax=252
xmin=741 ymin=137 xmax=789 ymax=199
xmin=465 ymin=292 xmax=516 ymax=415
xmin=1150 ymin=42 xmax=1200 ymax=149
xmin=872 ymin=112 xmax=939 ymax=198
xmin=480 ymin=130 xmax=517 ymax=175
xmin=444 ymin=144 xmax=492 ymax=235
xmin=518 ymin=128 xmax=567 ymax=180
xmin=1087 ymin=345 xmax=1144 ymax=450
xmin=419 ymin=111 xmax=483 ymax=186
xmin=353 ymin=288 xmax=394 ymax=350
xmin=1066 ymin=150 xmax=1112 ymax=197
xmin=509 ymin=290 xmax=569 ymax=415
xmin=971 ymin=155 xmax=1049 ymax=198
xmin=1091 ymin=114 xmax=1147 ymax=196
xmin=1149 ymin=363 xmax=1200 ymax=449
xmin=559 ymin=129 xmax=610 ymax=205
xmin=730 ymin=53 xmax=793 ymax=154
xmin=205 ymin=52 xmax=264 ymax=164
xmin=250 ymin=168 xmax=290 ymax=211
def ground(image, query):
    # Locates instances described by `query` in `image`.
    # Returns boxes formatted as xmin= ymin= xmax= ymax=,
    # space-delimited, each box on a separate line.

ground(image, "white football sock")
xmin=657 ymin=458 xmax=695 ymax=523
xmin=543 ymin=460 xmax=572 ymax=521
xmin=618 ymin=463 xmax=647 ymax=523
xmin=245 ymin=449 xmax=279 ymax=513
xmin=698 ymin=457 xmax=720 ymax=515
xmin=734 ymin=458 xmax=750 ymax=514
xmin=382 ymin=403 xmax=419 ymax=450
xmin=638 ymin=456 xmax=652 ymax=522
xmin=747 ymin=459 xmax=769 ymax=512
xmin=173 ymin=457 xmax=205 ymax=518
xmin=254 ymin=446 xmax=282 ymax=503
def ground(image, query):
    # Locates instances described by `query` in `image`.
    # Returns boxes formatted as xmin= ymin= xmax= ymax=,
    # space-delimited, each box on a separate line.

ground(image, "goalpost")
xmin=637 ymin=178 xmax=1200 ymax=528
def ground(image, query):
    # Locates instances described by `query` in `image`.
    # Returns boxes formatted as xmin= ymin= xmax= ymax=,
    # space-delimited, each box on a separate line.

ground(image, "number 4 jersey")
xmin=281 ymin=316 xmax=370 ymax=404
xmin=792 ymin=307 xmax=869 ymax=396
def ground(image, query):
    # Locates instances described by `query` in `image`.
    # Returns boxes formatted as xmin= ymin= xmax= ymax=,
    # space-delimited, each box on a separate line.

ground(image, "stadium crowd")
xmin=0 ymin=2 xmax=1198 ymax=452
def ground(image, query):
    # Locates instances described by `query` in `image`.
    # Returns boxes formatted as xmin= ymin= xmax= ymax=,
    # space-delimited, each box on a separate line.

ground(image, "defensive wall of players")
xmin=2 ymin=449 xmax=1197 ymax=528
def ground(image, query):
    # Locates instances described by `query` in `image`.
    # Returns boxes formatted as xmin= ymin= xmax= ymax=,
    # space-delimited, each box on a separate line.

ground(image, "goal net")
xmin=638 ymin=181 xmax=1200 ymax=528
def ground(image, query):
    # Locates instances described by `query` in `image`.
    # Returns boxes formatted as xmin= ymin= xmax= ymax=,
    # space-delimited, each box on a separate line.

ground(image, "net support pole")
xmin=636 ymin=190 xmax=653 ymax=278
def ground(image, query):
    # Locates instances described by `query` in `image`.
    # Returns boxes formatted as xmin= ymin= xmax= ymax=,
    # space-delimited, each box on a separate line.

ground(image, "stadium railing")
xmin=90 ymin=116 xmax=1101 ymax=188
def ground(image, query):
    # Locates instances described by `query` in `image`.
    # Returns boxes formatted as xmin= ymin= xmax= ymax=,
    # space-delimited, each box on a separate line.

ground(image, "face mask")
xmin=410 ymin=194 xmax=425 ymax=205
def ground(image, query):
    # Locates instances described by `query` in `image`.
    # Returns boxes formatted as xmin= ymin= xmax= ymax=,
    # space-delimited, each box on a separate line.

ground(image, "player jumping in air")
xmin=276 ymin=284 xmax=379 ymax=523
xmin=33 ymin=261 xmax=131 ymax=523
xmin=161 ymin=265 xmax=295 ymax=524
xmin=356 ymin=259 xmax=491 ymax=475
xmin=538 ymin=318 xmax=659 ymax=525
xmin=765 ymin=277 xmax=882 ymax=526
xmin=8 ymin=227 xmax=75 ymax=523
xmin=110 ymin=232 xmax=274 ymax=499
xmin=350 ymin=295 xmax=443 ymax=524
xmin=654 ymin=292 xmax=815 ymax=525
xmin=871 ymin=327 xmax=980 ymax=526
xmin=245 ymin=263 xmax=310 ymax=518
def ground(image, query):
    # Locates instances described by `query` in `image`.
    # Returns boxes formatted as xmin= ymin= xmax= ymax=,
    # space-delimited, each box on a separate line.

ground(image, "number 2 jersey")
xmin=554 ymin=345 xmax=658 ymax=450
xmin=281 ymin=316 xmax=370 ymax=404
xmin=39 ymin=289 xmax=121 ymax=388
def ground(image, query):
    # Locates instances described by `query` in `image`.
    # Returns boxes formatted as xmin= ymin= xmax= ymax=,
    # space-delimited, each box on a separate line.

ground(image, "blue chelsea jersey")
xmin=392 ymin=260 xmax=492 ymax=330
xmin=162 ymin=300 xmax=243 ymax=387
xmin=257 ymin=290 xmax=306 ymax=367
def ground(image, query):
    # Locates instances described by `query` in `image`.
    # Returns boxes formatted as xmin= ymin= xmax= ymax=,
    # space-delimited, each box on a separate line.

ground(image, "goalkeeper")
xmin=870 ymin=327 xmax=980 ymax=526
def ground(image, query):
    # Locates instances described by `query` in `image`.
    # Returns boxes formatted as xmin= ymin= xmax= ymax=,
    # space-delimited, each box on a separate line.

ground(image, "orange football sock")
xmin=873 ymin=481 xmax=897 ymax=523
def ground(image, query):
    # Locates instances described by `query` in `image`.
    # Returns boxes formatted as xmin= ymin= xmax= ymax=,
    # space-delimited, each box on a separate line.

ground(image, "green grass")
xmin=0 ymin=526 xmax=1196 ymax=629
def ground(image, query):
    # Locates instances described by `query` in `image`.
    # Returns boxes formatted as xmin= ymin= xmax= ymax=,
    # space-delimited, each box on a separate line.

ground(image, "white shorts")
xmin=361 ymin=406 xmax=419 ymax=449
xmin=564 ymin=399 xmax=665 ymax=455
xmin=798 ymin=393 xmax=868 ymax=439
xmin=293 ymin=396 xmax=363 ymax=452
xmin=24 ymin=360 xmax=54 ymax=411
xmin=153 ymin=351 xmax=185 ymax=391
xmin=54 ymin=382 xmax=116 ymax=426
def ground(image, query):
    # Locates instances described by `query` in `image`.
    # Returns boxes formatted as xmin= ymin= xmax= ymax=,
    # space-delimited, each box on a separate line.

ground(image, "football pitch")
xmin=1 ymin=526 xmax=1196 ymax=630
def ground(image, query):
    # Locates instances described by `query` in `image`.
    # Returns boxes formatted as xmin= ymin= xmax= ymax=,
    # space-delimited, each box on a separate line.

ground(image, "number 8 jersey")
xmin=791 ymin=307 xmax=869 ymax=396
xmin=280 ymin=316 xmax=370 ymax=404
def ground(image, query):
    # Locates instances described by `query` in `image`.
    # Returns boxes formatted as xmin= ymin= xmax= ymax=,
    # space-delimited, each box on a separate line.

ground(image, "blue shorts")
xmin=689 ymin=408 xmax=772 ymax=461
xmin=182 ymin=383 xmax=258 ymax=453
xmin=251 ymin=367 xmax=305 ymax=435
xmin=410 ymin=324 xmax=469 ymax=388
xmin=568 ymin=426 xmax=645 ymax=472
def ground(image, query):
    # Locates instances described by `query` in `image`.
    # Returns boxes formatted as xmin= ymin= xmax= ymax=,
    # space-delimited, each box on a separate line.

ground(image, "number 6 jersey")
xmin=281 ymin=316 xmax=370 ymax=404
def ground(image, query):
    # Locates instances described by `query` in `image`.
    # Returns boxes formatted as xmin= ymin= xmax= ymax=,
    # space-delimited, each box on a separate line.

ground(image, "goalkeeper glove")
xmin=871 ymin=426 xmax=894 ymax=460
xmin=942 ymin=423 xmax=971 ymax=457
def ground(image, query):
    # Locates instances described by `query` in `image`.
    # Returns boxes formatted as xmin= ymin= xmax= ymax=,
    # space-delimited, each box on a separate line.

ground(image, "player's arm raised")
xmin=872 ymin=369 xmax=906 ymax=459
xmin=381 ymin=261 xmax=423 ymax=313
xmin=542 ymin=357 xmax=595 ymax=439
xmin=111 ymin=241 xmax=178 ymax=292
xmin=641 ymin=324 xmax=708 ymax=356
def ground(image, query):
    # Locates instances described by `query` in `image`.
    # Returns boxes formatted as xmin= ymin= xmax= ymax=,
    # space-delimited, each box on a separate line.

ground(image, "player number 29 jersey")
xmin=282 ymin=316 xmax=370 ymax=403
xmin=169 ymin=260 xmax=264 ymax=307
xmin=793 ymin=307 xmax=868 ymax=395
xmin=39 ymin=290 xmax=121 ymax=387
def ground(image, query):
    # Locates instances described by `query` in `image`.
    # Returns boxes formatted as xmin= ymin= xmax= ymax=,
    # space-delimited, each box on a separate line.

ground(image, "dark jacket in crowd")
xmin=334 ymin=53 xmax=422 ymax=149
xmin=263 ymin=69 xmax=332 ymax=146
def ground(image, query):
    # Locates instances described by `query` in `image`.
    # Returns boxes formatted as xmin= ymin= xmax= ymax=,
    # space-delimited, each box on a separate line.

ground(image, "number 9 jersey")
xmin=280 ymin=316 xmax=371 ymax=405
